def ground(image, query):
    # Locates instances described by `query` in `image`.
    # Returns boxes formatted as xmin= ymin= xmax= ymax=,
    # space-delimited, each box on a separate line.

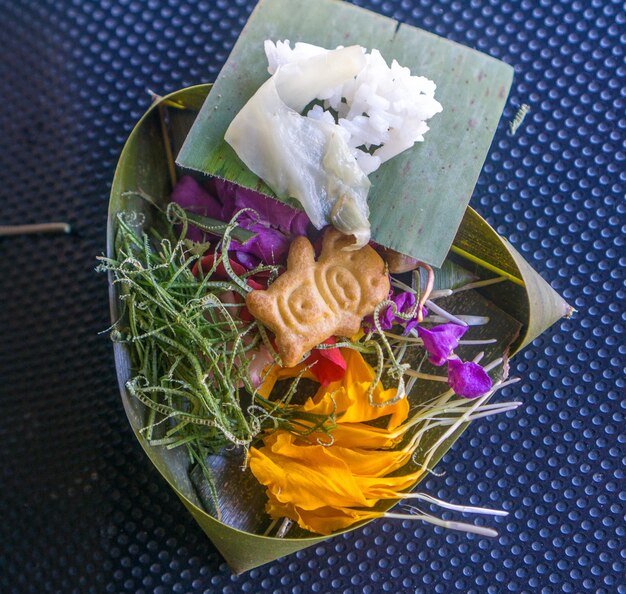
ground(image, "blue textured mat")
xmin=0 ymin=1 xmax=623 ymax=593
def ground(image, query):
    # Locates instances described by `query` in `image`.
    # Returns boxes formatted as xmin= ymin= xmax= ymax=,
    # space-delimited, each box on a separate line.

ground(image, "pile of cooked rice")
xmin=265 ymin=40 xmax=443 ymax=175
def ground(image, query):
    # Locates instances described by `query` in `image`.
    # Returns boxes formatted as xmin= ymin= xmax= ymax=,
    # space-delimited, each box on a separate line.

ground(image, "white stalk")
xmin=483 ymin=357 xmax=503 ymax=372
xmin=403 ymin=369 xmax=448 ymax=382
xmin=397 ymin=493 xmax=508 ymax=516
xmin=428 ymin=289 xmax=453 ymax=300
xmin=427 ymin=314 xmax=490 ymax=326
xmin=276 ymin=518 xmax=293 ymax=538
xmin=383 ymin=512 xmax=498 ymax=538
xmin=424 ymin=300 xmax=468 ymax=327
xmin=418 ymin=393 xmax=491 ymax=472
xmin=452 ymin=276 xmax=507 ymax=294
xmin=390 ymin=277 xmax=414 ymax=293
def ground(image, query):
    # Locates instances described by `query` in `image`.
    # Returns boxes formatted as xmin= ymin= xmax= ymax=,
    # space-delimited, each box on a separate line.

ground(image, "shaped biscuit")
xmin=245 ymin=228 xmax=389 ymax=367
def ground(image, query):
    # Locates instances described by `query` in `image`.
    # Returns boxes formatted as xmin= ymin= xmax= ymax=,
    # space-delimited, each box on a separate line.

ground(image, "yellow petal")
xmin=258 ymin=349 xmax=409 ymax=428
xmin=304 ymin=351 xmax=409 ymax=427
xmin=300 ymin=386 xmax=351 ymax=417
xmin=249 ymin=433 xmax=370 ymax=510
xmin=248 ymin=348 xmax=424 ymax=536
xmin=308 ymin=422 xmax=401 ymax=449
xmin=303 ymin=383 xmax=408 ymax=427
xmin=256 ymin=361 xmax=316 ymax=399
xmin=266 ymin=492 xmax=381 ymax=535
xmin=355 ymin=469 xmax=425 ymax=500
xmin=329 ymin=349 xmax=409 ymax=426
xmin=319 ymin=444 xmax=414 ymax=478
xmin=335 ymin=383 xmax=409 ymax=427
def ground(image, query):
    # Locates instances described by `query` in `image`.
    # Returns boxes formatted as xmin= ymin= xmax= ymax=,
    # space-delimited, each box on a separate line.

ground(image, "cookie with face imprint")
xmin=245 ymin=228 xmax=390 ymax=367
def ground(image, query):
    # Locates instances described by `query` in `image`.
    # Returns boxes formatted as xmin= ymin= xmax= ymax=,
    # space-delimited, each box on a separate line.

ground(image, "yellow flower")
xmin=301 ymin=349 xmax=409 ymax=429
xmin=249 ymin=348 xmax=425 ymax=535
xmin=266 ymin=494 xmax=381 ymax=534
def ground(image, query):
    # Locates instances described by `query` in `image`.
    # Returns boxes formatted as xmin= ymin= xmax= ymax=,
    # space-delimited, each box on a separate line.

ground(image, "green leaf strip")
xmin=450 ymin=244 xmax=525 ymax=287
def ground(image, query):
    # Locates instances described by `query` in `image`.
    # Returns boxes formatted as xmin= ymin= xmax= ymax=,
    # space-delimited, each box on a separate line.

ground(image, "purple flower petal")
xmin=373 ymin=291 xmax=415 ymax=331
xmin=380 ymin=306 xmax=396 ymax=330
xmin=171 ymin=176 xmax=233 ymax=242
xmin=403 ymin=306 xmax=428 ymax=335
xmin=231 ymin=249 xmax=261 ymax=270
xmin=231 ymin=224 xmax=292 ymax=266
xmin=394 ymin=291 xmax=416 ymax=313
xmin=416 ymin=323 xmax=468 ymax=366
xmin=212 ymin=178 xmax=311 ymax=237
xmin=447 ymin=357 xmax=493 ymax=398
xmin=172 ymin=176 xmax=233 ymax=220
xmin=404 ymin=318 xmax=419 ymax=335
xmin=362 ymin=291 xmax=427 ymax=334
xmin=171 ymin=176 xmax=312 ymax=266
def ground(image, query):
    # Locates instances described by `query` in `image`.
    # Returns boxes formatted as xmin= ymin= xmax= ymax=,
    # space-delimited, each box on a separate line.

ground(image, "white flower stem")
xmin=403 ymin=369 xmax=448 ymax=382
xmin=427 ymin=314 xmax=490 ymax=326
xmin=276 ymin=518 xmax=293 ymax=538
xmin=452 ymin=276 xmax=508 ymax=294
xmin=390 ymin=278 xmax=414 ymax=293
xmin=397 ymin=492 xmax=508 ymax=516
xmin=383 ymin=512 xmax=498 ymax=538
xmin=419 ymin=393 xmax=491 ymax=472
xmin=483 ymin=357 xmax=503 ymax=372
xmin=463 ymin=401 xmax=522 ymax=421
xmin=424 ymin=300 xmax=468 ymax=327
xmin=429 ymin=289 xmax=453 ymax=300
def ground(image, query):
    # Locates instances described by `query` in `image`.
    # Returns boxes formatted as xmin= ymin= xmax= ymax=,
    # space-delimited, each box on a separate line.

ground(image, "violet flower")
xmin=230 ymin=223 xmax=291 ymax=269
xmin=403 ymin=306 xmax=428 ymax=334
xmin=415 ymin=323 xmax=468 ymax=366
xmin=447 ymin=357 xmax=493 ymax=398
xmin=171 ymin=176 xmax=230 ymax=242
xmin=171 ymin=176 xmax=311 ymax=267
xmin=383 ymin=291 xmax=416 ymax=330
xmin=363 ymin=291 xmax=424 ymax=333
xmin=212 ymin=178 xmax=309 ymax=237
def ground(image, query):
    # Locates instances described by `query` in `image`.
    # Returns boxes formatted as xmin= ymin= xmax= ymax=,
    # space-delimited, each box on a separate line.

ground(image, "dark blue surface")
xmin=0 ymin=0 xmax=624 ymax=592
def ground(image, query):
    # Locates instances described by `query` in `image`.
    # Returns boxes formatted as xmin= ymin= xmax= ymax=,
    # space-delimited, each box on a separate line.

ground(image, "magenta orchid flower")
xmin=415 ymin=323 xmax=468 ymax=366
xmin=382 ymin=291 xmax=415 ymax=329
xmin=363 ymin=291 xmax=426 ymax=333
xmin=447 ymin=357 xmax=493 ymax=398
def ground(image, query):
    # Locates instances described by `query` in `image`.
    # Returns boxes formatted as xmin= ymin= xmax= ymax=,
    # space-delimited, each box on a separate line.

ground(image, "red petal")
xmin=246 ymin=278 xmax=265 ymax=291
xmin=305 ymin=338 xmax=347 ymax=386
xmin=240 ymin=305 xmax=255 ymax=323
xmin=191 ymin=254 xmax=215 ymax=277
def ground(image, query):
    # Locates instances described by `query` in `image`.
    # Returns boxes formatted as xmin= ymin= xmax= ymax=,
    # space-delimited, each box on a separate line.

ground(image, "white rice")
xmin=265 ymin=40 xmax=443 ymax=175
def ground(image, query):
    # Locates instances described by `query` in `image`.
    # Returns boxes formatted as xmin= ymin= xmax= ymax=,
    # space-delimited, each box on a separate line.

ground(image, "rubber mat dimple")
xmin=0 ymin=0 xmax=624 ymax=592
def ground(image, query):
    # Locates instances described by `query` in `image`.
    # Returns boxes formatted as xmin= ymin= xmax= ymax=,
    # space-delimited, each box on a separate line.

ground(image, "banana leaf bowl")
xmin=106 ymin=85 xmax=571 ymax=573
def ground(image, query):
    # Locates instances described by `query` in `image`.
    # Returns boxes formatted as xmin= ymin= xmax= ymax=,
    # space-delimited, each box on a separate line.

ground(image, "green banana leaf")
xmin=176 ymin=0 xmax=514 ymax=268
xmin=452 ymin=207 xmax=574 ymax=354
xmin=107 ymin=85 xmax=570 ymax=573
